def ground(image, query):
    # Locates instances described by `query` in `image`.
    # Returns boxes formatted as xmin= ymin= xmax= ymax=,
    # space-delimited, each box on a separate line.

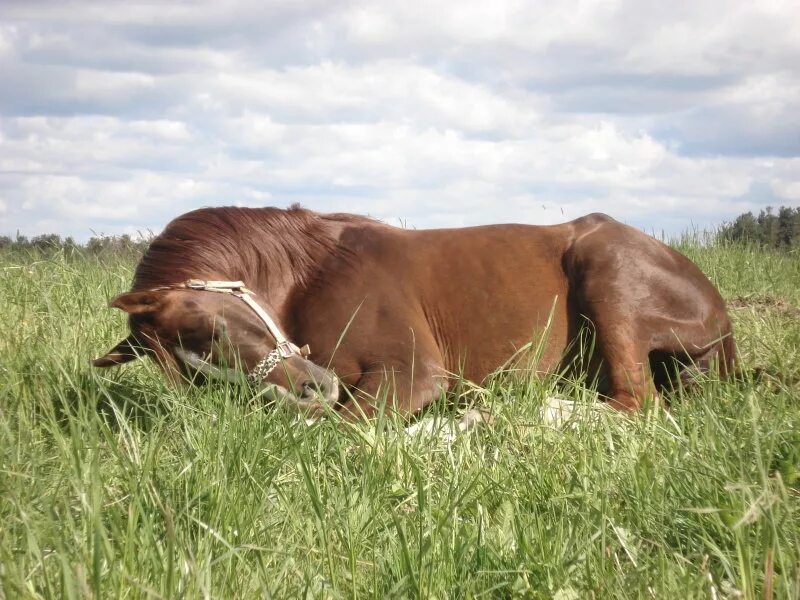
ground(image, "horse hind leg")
xmin=592 ymin=322 xmax=659 ymax=411
xmin=604 ymin=347 xmax=658 ymax=411
xmin=561 ymin=311 xmax=655 ymax=411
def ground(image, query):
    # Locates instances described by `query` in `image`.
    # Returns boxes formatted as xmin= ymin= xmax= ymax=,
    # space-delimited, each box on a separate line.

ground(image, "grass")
xmin=1 ymin=240 xmax=799 ymax=599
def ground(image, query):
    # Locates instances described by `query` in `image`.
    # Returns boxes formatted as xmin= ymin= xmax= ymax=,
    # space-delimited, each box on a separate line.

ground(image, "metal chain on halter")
xmin=247 ymin=347 xmax=284 ymax=384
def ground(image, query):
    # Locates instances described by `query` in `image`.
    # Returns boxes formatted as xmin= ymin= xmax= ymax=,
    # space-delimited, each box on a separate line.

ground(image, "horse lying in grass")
xmin=94 ymin=206 xmax=736 ymax=419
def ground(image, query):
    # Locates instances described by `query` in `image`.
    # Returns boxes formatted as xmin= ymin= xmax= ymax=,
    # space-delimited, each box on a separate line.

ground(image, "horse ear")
xmin=92 ymin=335 xmax=141 ymax=367
xmin=110 ymin=290 xmax=164 ymax=314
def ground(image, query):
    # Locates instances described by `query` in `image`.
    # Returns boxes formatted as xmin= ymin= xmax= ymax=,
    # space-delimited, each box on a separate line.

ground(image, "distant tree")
xmin=63 ymin=236 xmax=80 ymax=257
xmin=85 ymin=233 xmax=150 ymax=257
xmin=777 ymin=206 xmax=796 ymax=249
xmin=722 ymin=212 xmax=758 ymax=244
xmin=794 ymin=210 xmax=800 ymax=249
xmin=0 ymin=231 xmax=149 ymax=257
xmin=31 ymin=233 xmax=62 ymax=250
xmin=86 ymin=235 xmax=106 ymax=254
xmin=758 ymin=207 xmax=779 ymax=247
xmin=719 ymin=205 xmax=800 ymax=250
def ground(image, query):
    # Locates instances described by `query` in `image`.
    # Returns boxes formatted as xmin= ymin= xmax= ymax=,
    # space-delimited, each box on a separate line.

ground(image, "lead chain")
xmin=247 ymin=348 xmax=283 ymax=384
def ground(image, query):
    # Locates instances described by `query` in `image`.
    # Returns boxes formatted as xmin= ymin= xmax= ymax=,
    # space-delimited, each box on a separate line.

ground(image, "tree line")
xmin=0 ymin=232 xmax=151 ymax=257
xmin=717 ymin=205 xmax=800 ymax=250
xmin=3 ymin=205 xmax=798 ymax=256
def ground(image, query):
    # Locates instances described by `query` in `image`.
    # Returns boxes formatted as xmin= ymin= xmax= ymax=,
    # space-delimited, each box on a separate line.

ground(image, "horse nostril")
xmin=300 ymin=379 xmax=338 ymax=400
xmin=299 ymin=380 xmax=319 ymax=399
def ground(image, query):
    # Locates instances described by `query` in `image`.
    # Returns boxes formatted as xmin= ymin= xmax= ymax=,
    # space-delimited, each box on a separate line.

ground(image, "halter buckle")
xmin=276 ymin=341 xmax=298 ymax=358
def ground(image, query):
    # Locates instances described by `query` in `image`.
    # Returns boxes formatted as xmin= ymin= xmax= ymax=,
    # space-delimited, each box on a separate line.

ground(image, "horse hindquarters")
xmin=566 ymin=218 xmax=735 ymax=410
xmin=577 ymin=295 xmax=735 ymax=410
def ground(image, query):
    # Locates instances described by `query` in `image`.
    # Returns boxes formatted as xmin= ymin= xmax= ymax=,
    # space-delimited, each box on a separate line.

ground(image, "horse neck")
xmin=240 ymin=220 xmax=338 ymax=322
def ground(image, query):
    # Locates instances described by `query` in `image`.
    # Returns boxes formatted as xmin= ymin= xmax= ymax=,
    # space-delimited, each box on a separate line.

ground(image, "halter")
xmin=155 ymin=279 xmax=310 ymax=383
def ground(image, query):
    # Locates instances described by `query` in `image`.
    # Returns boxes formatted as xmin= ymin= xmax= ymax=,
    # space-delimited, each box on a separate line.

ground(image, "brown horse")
xmin=94 ymin=206 xmax=736 ymax=418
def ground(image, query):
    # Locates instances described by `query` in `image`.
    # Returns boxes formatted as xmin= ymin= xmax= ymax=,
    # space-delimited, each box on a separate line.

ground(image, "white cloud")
xmin=772 ymin=178 xmax=800 ymax=201
xmin=73 ymin=69 xmax=156 ymax=98
xmin=0 ymin=25 xmax=17 ymax=55
xmin=0 ymin=0 xmax=798 ymax=240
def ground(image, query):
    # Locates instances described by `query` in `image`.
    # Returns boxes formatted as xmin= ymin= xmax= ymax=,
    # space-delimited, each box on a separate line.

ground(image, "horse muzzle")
xmin=174 ymin=348 xmax=340 ymax=413
xmin=276 ymin=357 xmax=340 ymax=414
xmin=246 ymin=353 xmax=340 ymax=414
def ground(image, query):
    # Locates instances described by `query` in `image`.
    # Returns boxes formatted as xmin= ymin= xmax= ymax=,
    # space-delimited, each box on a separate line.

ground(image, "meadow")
xmin=1 ymin=238 xmax=799 ymax=598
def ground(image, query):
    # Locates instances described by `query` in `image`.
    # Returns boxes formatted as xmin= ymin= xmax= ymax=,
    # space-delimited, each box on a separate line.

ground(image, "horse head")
xmin=93 ymin=280 xmax=339 ymax=414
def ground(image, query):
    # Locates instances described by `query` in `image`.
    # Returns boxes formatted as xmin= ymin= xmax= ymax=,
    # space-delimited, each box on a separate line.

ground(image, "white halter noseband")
xmin=155 ymin=279 xmax=310 ymax=383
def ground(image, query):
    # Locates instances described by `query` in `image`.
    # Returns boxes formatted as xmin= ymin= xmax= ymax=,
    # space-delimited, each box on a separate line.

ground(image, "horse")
xmin=93 ymin=205 xmax=737 ymax=419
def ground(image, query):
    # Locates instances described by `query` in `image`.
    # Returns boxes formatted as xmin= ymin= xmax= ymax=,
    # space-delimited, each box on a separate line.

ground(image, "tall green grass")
xmin=1 ymin=242 xmax=798 ymax=598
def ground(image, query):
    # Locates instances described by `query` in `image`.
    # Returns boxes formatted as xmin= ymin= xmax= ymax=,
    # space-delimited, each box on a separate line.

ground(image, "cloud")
xmin=0 ymin=0 xmax=798 ymax=240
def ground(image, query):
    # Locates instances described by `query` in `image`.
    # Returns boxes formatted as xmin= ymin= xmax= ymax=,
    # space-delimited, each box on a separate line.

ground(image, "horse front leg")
xmin=337 ymin=362 xmax=449 ymax=421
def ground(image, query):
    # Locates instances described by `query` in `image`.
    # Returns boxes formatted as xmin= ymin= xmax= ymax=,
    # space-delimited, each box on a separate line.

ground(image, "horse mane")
xmin=132 ymin=205 xmax=376 ymax=292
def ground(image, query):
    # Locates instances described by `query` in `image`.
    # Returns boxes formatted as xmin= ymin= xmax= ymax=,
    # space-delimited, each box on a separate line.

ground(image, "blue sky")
xmin=1 ymin=0 xmax=798 ymax=241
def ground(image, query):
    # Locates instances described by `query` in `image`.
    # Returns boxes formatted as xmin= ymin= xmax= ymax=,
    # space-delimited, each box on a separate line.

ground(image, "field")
xmin=1 ymin=239 xmax=799 ymax=599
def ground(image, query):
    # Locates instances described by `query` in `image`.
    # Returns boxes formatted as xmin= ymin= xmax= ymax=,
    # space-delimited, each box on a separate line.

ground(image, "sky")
xmin=1 ymin=0 xmax=798 ymax=241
